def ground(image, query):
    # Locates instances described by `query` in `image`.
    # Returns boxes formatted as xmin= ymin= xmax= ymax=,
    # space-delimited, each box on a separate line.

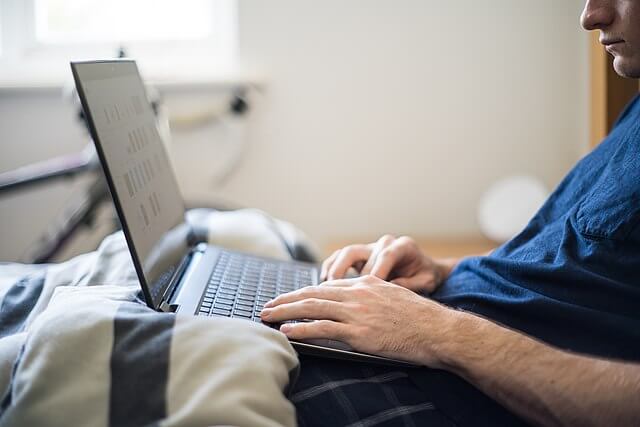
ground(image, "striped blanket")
xmin=0 ymin=231 xmax=300 ymax=427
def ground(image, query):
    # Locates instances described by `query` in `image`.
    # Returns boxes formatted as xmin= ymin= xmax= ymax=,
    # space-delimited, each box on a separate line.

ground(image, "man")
xmin=260 ymin=1 xmax=640 ymax=426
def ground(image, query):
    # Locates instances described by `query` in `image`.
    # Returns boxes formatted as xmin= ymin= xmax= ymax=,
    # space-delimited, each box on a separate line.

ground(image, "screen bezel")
xmin=71 ymin=59 xmax=189 ymax=309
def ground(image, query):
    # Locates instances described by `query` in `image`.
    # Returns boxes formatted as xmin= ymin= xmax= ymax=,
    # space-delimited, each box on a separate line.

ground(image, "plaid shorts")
xmin=292 ymin=355 xmax=457 ymax=427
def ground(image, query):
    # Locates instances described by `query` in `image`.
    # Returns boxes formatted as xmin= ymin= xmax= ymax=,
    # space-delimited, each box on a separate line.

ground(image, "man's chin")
xmin=612 ymin=56 xmax=640 ymax=79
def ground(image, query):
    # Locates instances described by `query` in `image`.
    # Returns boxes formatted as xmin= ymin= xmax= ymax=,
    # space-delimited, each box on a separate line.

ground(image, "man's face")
xmin=582 ymin=0 xmax=640 ymax=78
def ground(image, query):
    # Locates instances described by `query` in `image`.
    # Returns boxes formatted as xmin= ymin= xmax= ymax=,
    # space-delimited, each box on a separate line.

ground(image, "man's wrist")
xmin=434 ymin=257 xmax=460 ymax=283
xmin=431 ymin=309 xmax=482 ymax=371
xmin=414 ymin=301 xmax=471 ymax=368
xmin=425 ymin=307 xmax=529 ymax=381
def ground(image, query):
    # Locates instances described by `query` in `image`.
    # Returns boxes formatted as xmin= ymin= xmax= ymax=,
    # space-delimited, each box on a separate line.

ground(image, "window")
xmin=35 ymin=0 xmax=217 ymax=43
xmin=0 ymin=0 xmax=237 ymax=86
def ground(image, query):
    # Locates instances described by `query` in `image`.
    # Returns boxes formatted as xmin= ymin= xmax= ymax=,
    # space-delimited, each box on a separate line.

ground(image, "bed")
xmin=0 ymin=209 xmax=317 ymax=427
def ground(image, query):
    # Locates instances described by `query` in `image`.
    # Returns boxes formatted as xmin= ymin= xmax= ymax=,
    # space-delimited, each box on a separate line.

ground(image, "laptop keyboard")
xmin=197 ymin=251 xmax=315 ymax=322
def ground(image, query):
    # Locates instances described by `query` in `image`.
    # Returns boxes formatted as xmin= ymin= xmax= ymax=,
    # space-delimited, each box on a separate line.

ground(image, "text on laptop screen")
xmin=72 ymin=61 xmax=189 ymax=307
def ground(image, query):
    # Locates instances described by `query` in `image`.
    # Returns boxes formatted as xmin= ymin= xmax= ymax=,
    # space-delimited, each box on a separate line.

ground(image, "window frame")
xmin=0 ymin=0 xmax=238 ymax=86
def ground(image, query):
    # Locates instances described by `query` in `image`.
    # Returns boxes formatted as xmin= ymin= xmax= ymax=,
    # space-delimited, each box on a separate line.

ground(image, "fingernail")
xmin=280 ymin=324 xmax=292 ymax=333
xmin=260 ymin=308 xmax=272 ymax=318
xmin=264 ymin=300 xmax=274 ymax=308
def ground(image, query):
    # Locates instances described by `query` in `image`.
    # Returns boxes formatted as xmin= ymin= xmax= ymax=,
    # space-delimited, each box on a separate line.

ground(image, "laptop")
xmin=71 ymin=59 xmax=411 ymax=366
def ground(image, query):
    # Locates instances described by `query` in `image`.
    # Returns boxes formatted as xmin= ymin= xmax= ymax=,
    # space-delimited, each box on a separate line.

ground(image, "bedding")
xmin=0 ymin=212 xmax=306 ymax=427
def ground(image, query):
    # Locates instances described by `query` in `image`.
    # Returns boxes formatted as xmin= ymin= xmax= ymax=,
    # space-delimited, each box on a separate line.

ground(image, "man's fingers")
xmin=279 ymin=319 xmax=351 ymax=342
xmin=389 ymin=276 xmax=414 ymax=288
xmin=327 ymin=245 xmax=371 ymax=280
xmin=319 ymin=278 xmax=359 ymax=287
xmin=370 ymin=237 xmax=415 ymax=279
xmin=361 ymin=235 xmax=395 ymax=277
xmin=261 ymin=299 xmax=347 ymax=322
xmin=264 ymin=283 xmax=354 ymax=308
xmin=391 ymin=275 xmax=426 ymax=291
xmin=392 ymin=271 xmax=437 ymax=292
xmin=370 ymin=246 xmax=400 ymax=279
xmin=320 ymin=250 xmax=340 ymax=281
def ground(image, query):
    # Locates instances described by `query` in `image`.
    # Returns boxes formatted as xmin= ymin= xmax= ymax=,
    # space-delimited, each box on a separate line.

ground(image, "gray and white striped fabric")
xmin=0 ymin=232 xmax=300 ymax=427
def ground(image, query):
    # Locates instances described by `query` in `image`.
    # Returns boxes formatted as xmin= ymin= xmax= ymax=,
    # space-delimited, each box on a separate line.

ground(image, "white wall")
xmin=0 ymin=0 xmax=589 ymax=262
xmin=211 ymin=0 xmax=590 ymax=240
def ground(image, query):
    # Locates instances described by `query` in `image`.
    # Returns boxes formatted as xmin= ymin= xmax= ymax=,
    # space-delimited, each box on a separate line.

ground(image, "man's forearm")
xmin=427 ymin=309 xmax=640 ymax=427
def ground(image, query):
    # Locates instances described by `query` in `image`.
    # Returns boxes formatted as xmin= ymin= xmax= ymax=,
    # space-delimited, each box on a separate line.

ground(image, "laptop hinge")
xmin=158 ymin=243 xmax=207 ymax=313
xmin=159 ymin=300 xmax=179 ymax=313
xmin=157 ymin=251 xmax=193 ymax=313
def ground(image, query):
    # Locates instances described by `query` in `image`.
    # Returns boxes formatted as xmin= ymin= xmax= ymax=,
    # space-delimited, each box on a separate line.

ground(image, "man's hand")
xmin=260 ymin=274 xmax=455 ymax=365
xmin=321 ymin=235 xmax=457 ymax=293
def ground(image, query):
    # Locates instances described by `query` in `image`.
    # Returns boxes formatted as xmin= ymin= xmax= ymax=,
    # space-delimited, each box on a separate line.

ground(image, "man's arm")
xmin=261 ymin=276 xmax=640 ymax=427
xmin=436 ymin=309 xmax=640 ymax=427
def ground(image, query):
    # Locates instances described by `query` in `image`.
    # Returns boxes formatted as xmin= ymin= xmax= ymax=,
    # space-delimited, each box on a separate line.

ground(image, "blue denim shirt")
xmin=419 ymin=95 xmax=640 ymax=425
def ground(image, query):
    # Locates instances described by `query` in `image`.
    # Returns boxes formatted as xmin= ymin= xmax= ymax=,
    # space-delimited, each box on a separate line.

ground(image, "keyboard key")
xmin=222 ymin=282 xmax=239 ymax=289
xmin=214 ymin=302 xmax=232 ymax=310
xmin=233 ymin=309 xmax=253 ymax=319
xmin=211 ymin=308 xmax=231 ymax=317
xmin=216 ymin=296 xmax=234 ymax=304
xmin=236 ymin=302 xmax=254 ymax=311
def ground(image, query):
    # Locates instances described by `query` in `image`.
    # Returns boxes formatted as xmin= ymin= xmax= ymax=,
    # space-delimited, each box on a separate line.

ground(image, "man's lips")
xmin=601 ymin=38 xmax=624 ymax=46
xmin=601 ymin=38 xmax=624 ymax=54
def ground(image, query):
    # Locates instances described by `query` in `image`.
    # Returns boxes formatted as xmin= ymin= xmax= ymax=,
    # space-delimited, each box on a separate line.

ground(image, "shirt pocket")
xmin=575 ymin=176 xmax=640 ymax=242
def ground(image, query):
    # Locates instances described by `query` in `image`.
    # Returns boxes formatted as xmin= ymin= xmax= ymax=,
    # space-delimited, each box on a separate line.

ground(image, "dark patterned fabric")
xmin=293 ymin=356 xmax=456 ymax=427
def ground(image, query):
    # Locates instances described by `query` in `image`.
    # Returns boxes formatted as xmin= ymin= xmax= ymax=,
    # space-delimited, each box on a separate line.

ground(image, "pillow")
xmin=0 ymin=285 xmax=299 ymax=427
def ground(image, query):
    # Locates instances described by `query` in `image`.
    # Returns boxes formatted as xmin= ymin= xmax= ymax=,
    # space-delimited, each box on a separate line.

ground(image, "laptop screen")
xmin=72 ymin=60 xmax=190 ymax=309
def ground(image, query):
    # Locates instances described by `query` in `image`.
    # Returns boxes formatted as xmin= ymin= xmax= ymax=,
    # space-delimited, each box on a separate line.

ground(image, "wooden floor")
xmin=324 ymin=236 xmax=497 ymax=260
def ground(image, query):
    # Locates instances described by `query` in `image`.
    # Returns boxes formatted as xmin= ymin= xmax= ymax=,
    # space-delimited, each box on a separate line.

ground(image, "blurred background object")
xmin=478 ymin=176 xmax=549 ymax=243
xmin=0 ymin=45 xmax=250 ymax=263
xmin=0 ymin=0 xmax=608 ymax=261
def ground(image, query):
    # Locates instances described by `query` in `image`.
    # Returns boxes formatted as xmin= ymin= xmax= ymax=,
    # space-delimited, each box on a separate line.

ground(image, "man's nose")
xmin=581 ymin=0 xmax=615 ymax=31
